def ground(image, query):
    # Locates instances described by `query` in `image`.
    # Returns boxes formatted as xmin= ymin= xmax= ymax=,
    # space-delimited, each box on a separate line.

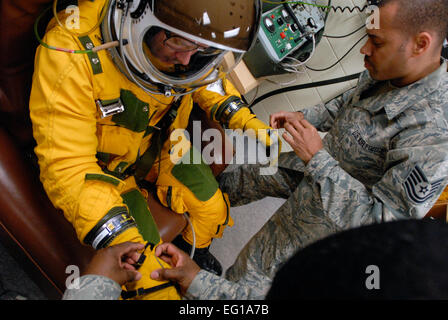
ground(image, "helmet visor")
xmin=153 ymin=0 xmax=260 ymax=51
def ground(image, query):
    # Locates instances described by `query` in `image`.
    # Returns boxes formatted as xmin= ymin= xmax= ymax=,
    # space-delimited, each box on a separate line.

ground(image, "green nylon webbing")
xmin=78 ymin=35 xmax=103 ymax=74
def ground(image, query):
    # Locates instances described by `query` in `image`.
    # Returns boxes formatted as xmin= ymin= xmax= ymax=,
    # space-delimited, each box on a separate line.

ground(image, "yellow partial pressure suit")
xmin=29 ymin=0 xmax=277 ymax=299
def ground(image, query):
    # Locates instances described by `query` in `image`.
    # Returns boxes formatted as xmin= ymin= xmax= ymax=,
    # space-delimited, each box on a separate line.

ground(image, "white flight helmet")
xmin=102 ymin=0 xmax=261 ymax=97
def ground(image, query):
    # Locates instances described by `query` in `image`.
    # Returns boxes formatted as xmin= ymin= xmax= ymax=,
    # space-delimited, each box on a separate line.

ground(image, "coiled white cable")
xmin=279 ymin=33 xmax=316 ymax=74
xmin=183 ymin=213 xmax=196 ymax=258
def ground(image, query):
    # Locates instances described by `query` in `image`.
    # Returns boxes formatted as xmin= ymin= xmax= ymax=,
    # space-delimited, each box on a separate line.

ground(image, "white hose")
xmin=183 ymin=213 xmax=196 ymax=258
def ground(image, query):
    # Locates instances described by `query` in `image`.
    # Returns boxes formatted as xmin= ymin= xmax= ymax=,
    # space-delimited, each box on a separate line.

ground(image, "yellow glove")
xmin=227 ymin=107 xmax=281 ymax=163
xmin=244 ymin=118 xmax=282 ymax=159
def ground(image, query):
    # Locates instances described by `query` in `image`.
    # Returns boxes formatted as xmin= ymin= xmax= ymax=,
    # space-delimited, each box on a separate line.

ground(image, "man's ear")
xmin=412 ymin=32 xmax=432 ymax=57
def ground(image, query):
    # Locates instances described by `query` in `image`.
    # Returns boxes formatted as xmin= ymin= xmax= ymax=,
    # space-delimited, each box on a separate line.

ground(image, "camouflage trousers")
xmin=216 ymin=153 xmax=341 ymax=297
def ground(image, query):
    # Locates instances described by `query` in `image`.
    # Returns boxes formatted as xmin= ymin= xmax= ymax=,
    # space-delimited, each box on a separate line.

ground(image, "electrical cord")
xmin=261 ymin=0 xmax=335 ymax=11
xmin=306 ymin=33 xmax=367 ymax=72
xmin=261 ymin=1 xmax=366 ymax=74
xmin=246 ymin=85 xmax=261 ymax=106
xmin=264 ymin=73 xmax=301 ymax=87
xmin=52 ymin=0 xmax=110 ymax=37
xmin=279 ymin=33 xmax=316 ymax=74
xmin=249 ymin=2 xmax=366 ymax=109
xmin=319 ymin=4 xmax=369 ymax=13
xmin=249 ymin=72 xmax=361 ymax=108
xmin=34 ymin=1 xmax=118 ymax=54
xmin=324 ymin=25 xmax=365 ymax=39
xmin=34 ymin=5 xmax=92 ymax=54
xmin=261 ymin=0 xmax=372 ymax=13
xmin=183 ymin=213 xmax=196 ymax=258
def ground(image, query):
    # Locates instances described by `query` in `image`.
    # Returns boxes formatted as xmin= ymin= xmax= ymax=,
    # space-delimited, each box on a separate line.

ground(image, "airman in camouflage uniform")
xmin=183 ymin=60 xmax=448 ymax=300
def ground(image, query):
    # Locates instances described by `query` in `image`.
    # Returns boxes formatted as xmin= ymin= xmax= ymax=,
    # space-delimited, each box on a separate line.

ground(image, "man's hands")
xmin=86 ymin=242 xmax=201 ymax=295
xmin=270 ymin=111 xmax=304 ymax=129
xmin=244 ymin=118 xmax=282 ymax=156
xmin=270 ymin=111 xmax=323 ymax=164
xmin=150 ymin=243 xmax=201 ymax=296
xmin=83 ymin=242 xmax=145 ymax=286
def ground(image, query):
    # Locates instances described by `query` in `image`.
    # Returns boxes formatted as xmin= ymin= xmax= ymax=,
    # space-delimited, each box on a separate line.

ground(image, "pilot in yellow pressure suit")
xmin=29 ymin=0 xmax=279 ymax=299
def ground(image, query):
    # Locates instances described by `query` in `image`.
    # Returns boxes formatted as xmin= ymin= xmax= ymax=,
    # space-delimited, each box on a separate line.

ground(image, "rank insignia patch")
xmin=403 ymin=165 xmax=444 ymax=204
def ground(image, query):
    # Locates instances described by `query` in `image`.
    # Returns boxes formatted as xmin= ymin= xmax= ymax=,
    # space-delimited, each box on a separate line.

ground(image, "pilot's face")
xmin=147 ymin=30 xmax=204 ymax=66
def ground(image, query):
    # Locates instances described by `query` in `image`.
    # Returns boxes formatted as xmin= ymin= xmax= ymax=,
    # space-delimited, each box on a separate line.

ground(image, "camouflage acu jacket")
xmin=302 ymin=60 xmax=448 ymax=223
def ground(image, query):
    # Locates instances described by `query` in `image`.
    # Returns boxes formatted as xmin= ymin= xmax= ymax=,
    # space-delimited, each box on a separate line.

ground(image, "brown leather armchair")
xmin=0 ymin=0 xmax=233 ymax=299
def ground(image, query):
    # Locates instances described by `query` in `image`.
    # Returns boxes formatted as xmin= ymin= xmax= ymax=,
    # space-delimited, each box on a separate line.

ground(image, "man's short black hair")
xmin=379 ymin=0 xmax=448 ymax=45
xmin=266 ymin=219 xmax=448 ymax=299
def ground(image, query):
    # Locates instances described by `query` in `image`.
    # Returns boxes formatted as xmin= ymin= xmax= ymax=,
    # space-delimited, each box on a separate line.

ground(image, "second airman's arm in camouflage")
xmin=184 ymin=270 xmax=267 ymax=300
xmin=62 ymin=275 xmax=121 ymax=300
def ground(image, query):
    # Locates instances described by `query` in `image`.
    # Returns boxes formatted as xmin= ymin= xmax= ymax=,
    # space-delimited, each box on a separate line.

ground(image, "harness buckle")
xmin=96 ymin=98 xmax=125 ymax=118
